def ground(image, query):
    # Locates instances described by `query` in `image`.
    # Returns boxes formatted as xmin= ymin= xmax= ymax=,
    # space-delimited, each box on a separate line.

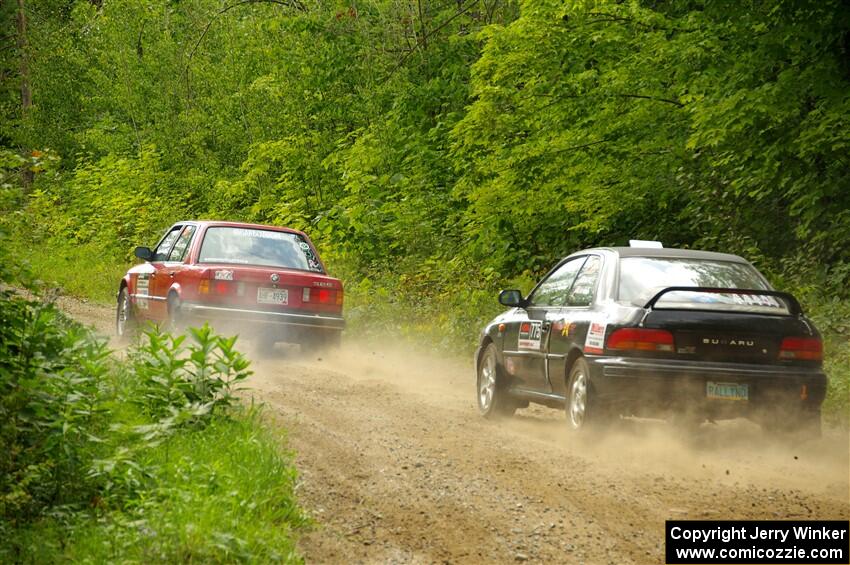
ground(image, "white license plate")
xmin=706 ymin=381 xmax=749 ymax=401
xmin=257 ymin=287 xmax=288 ymax=305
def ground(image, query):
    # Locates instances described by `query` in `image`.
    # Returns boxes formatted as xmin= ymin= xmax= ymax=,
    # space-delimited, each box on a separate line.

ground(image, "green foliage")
xmin=0 ymin=292 xmax=110 ymax=524
xmin=12 ymin=413 xmax=306 ymax=564
xmin=131 ymin=324 xmax=252 ymax=419
xmin=6 ymin=240 xmax=129 ymax=303
xmin=26 ymin=146 xmax=192 ymax=261
xmin=452 ymin=0 xmax=850 ymax=272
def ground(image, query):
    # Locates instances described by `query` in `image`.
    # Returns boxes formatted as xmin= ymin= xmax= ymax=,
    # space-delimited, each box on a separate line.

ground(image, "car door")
xmin=156 ymin=224 xmax=198 ymax=308
xmin=504 ymin=257 xmax=586 ymax=393
xmin=546 ymin=254 xmax=604 ymax=397
xmin=146 ymin=225 xmax=183 ymax=320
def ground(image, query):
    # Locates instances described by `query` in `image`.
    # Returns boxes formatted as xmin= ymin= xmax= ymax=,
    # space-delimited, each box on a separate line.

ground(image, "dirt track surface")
xmin=62 ymin=297 xmax=850 ymax=564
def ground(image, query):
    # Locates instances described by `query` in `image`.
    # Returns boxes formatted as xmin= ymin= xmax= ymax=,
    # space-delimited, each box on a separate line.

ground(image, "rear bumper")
xmin=181 ymin=302 xmax=345 ymax=331
xmin=589 ymin=356 xmax=826 ymax=416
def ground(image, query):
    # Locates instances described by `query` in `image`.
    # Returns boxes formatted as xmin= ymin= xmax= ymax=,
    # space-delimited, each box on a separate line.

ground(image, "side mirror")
xmin=498 ymin=289 xmax=525 ymax=308
xmin=134 ymin=246 xmax=153 ymax=261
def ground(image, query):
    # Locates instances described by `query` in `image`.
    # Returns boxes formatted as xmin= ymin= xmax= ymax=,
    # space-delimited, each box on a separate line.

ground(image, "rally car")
xmin=116 ymin=221 xmax=344 ymax=350
xmin=474 ymin=243 xmax=826 ymax=436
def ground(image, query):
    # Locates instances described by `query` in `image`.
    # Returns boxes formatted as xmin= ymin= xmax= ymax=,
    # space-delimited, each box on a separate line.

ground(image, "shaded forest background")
xmin=0 ymin=0 xmax=848 ymax=416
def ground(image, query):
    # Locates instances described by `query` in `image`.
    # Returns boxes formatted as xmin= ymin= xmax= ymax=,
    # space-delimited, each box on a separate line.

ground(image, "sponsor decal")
xmin=214 ymin=269 xmax=234 ymax=281
xmin=234 ymin=228 xmax=290 ymax=240
xmin=136 ymin=277 xmax=149 ymax=296
xmin=732 ymin=293 xmax=782 ymax=308
xmin=518 ymin=321 xmax=543 ymax=350
xmin=562 ymin=322 xmax=576 ymax=338
xmin=584 ymin=321 xmax=607 ymax=354
xmin=135 ymin=276 xmax=150 ymax=310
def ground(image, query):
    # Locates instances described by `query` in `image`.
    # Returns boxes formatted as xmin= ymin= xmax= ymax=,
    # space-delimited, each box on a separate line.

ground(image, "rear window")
xmin=198 ymin=227 xmax=323 ymax=272
xmin=618 ymin=257 xmax=789 ymax=314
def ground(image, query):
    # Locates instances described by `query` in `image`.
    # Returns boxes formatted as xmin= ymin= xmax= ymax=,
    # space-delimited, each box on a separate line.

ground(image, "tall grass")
xmin=16 ymin=241 xmax=129 ymax=303
xmin=16 ymin=412 xmax=305 ymax=563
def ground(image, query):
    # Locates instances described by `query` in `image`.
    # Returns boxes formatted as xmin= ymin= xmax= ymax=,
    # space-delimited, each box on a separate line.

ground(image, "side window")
xmin=153 ymin=227 xmax=181 ymax=262
xmin=566 ymin=255 xmax=602 ymax=307
xmin=529 ymin=257 xmax=587 ymax=307
xmin=167 ymin=225 xmax=197 ymax=262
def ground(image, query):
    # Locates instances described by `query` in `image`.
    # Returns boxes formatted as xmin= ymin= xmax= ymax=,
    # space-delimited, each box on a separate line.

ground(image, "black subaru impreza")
xmin=474 ymin=244 xmax=826 ymax=436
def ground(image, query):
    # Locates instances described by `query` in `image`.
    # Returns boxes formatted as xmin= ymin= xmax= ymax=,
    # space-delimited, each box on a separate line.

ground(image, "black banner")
xmin=666 ymin=520 xmax=849 ymax=564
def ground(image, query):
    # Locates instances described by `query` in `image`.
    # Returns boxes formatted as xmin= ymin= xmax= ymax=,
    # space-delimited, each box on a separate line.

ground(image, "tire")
xmin=116 ymin=286 xmax=136 ymax=339
xmin=476 ymin=343 xmax=517 ymax=419
xmin=566 ymin=357 xmax=608 ymax=432
xmin=761 ymin=408 xmax=822 ymax=440
xmin=301 ymin=330 xmax=341 ymax=355
xmin=668 ymin=412 xmax=705 ymax=434
xmin=254 ymin=333 xmax=279 ymax=358
xmin=166 ymin=292 xmax=184 ymax=335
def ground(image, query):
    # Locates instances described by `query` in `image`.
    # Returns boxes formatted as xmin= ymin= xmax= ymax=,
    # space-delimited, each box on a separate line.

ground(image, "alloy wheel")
xmin=569 ymin=368 xmax=588 ymax=429
xmin=478 ymin=352 xmax=496 ymax=411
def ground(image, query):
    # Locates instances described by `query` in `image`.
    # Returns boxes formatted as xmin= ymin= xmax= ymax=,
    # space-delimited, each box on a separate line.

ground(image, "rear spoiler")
xmin=643 ymin=286 xmax=803 ymax=317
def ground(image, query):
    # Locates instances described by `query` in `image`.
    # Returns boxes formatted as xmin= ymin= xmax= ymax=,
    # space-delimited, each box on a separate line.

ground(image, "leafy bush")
xmin=0 ymin=264 xmax=303 ymax=561
xmin=0 ymin=290 xmax=110 ymax=525
xmin=131 ymin=324 xmax=251 ymax=420
xmin=62 ymin=414 xmax=305 ymax=563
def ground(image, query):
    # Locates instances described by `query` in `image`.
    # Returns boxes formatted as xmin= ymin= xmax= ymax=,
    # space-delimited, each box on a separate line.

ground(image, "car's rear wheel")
xmin=116 ymin=286 xmax=136 ymax=339
xmin=761 ymin=407 xmax=822 ymax=440
xmin=477 ymin=343 xmax=517 ymax=419
xmin=667 ymin=412 xmax=706 ymax=439
xmin=566 ymin=357 xmax=608 ymax=432
xmin=253 ymin=332 xmax=279 ymax=357
xmin=301 ymin=330 xmax=341 ymax=355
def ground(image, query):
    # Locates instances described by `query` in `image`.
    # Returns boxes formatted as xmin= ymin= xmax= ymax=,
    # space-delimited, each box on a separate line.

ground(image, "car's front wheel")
xmin=477 ymin=343 xmax=517 ymax=419
xmin=566 ymin=357 xmax=608 ymax=432
xmin=166 ymin=292 xmax=184 ymax=335
xmin=116 ymin=286 xmax=136 ymax=339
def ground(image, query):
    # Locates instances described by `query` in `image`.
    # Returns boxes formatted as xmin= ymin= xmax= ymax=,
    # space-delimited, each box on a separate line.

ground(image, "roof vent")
xmin=629 ymin=239 xmax=663 ymax=248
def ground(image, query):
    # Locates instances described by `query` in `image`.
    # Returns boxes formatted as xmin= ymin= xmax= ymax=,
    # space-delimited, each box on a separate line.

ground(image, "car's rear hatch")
xmin=196 ymin=264 xmax=343 ymax=315
xmin=640 ymin=288 xmax=817 ymax=366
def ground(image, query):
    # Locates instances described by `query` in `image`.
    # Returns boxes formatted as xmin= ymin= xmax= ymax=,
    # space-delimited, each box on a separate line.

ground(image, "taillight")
xmin=779 ymin=337 xmax=822 ymax=361
xmin=199 ymin=280 xmax=243 ymax=296
xmin=302 ymin=287 xmax=340 ymax=305
xmin=607 ymin=328 xmax=674 ymax=352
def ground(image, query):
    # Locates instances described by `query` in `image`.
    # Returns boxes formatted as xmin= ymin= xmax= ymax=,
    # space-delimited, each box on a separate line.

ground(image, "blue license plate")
xmin=706 ymin=381 xmax=749 ymax=401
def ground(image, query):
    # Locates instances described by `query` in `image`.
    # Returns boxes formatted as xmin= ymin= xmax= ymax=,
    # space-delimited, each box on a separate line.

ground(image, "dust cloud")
xmin=41 ymin=292 xmax=850 ymax=506
xmin=249 ymin=338 xmax=850 ymax=506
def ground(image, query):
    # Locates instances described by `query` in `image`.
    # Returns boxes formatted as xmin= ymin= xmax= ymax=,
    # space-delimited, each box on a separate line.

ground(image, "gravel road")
xmin=59 ymin=296 xmax=850 ymax=564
